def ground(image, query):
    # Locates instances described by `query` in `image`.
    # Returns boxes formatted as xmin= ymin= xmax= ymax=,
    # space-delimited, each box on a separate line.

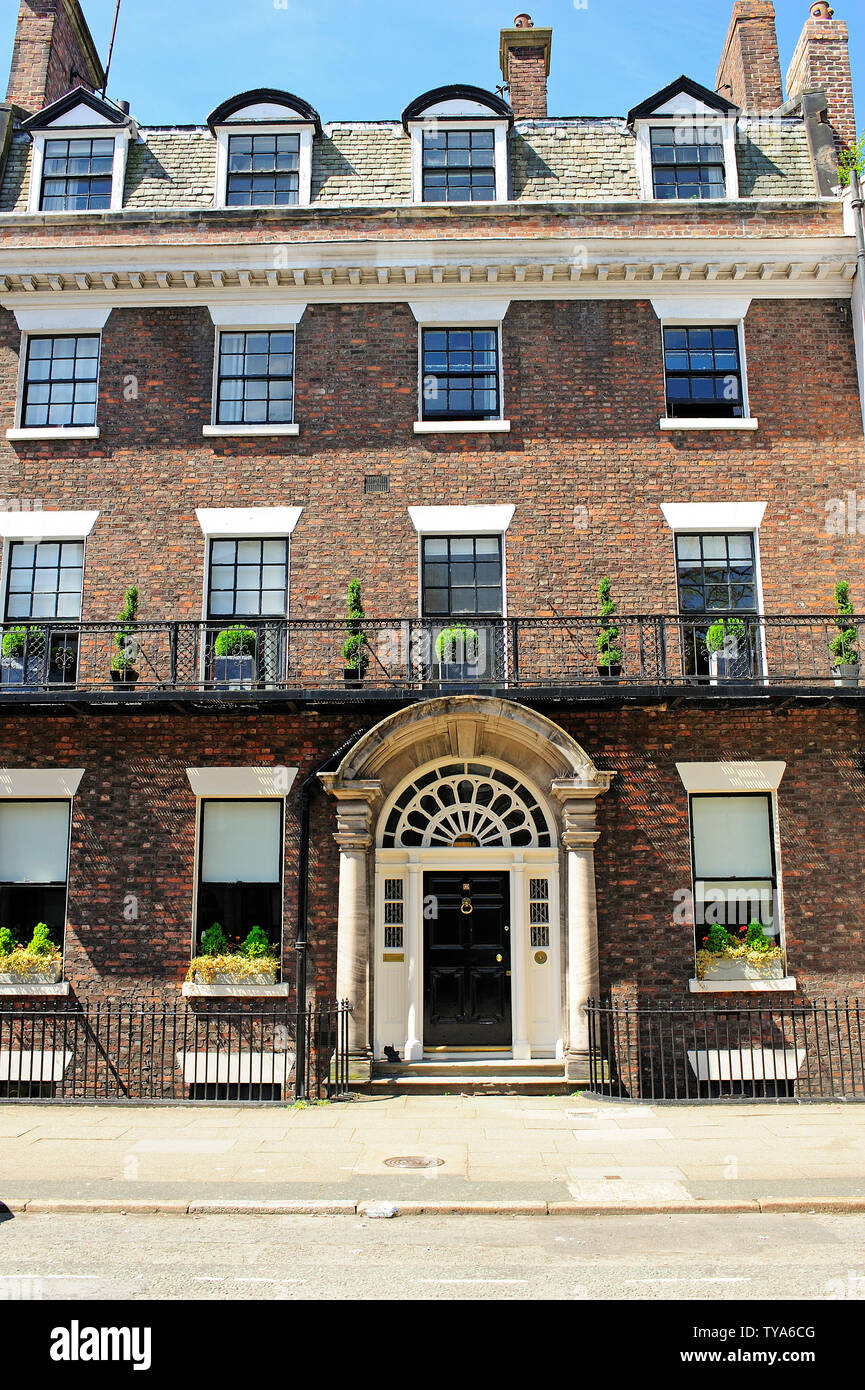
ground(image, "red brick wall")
xmin=0 ymin=297 xmax=862 ymax=622
xmin=716 ymin=0 xmax=784 ymax=114
xmin=786 ymin=15 xmax=856 ymax=152
xmin=0 ymin=703 xmax=860 ymax=1005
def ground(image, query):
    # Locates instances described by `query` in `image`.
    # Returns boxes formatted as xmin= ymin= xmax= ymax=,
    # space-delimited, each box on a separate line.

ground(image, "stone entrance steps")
xmin=367 ymin=1057 xmax=591 ymax=1096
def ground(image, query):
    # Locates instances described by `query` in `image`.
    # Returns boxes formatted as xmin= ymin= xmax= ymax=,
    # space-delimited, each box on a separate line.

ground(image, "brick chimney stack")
xmin=716 ymin=1 xmax=784 ymax=114
xmin=786 ymin=3 xmax=856 ymax=152
xmin=499 ymin=14 xmax=552 ymax=120
xmin=6 ymin=0 xmax=105 ymax=116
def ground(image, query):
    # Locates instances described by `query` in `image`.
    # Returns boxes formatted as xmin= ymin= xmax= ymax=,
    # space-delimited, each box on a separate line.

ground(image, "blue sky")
xmin=2 ymin=0 xmax=863 ymax=128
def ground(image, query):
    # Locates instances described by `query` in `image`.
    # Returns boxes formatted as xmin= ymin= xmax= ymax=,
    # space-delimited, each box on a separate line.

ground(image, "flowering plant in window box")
xmin=1 ymin=624 xmax=46 ymax=686
xmin=829 ymin=581 xmax=859 ymax=688
xmin=0 ymin=923 xmax=63 ymax=984
xmin=696 ymin=921 xmax=784 ymax=981
xmin=434 ymin=624 xmax=480 ymax=681
xmin=704 ymin=616 xmax=748 ymax=684
xmin=213 ymin=624 xmax=257 ymax=687
xmin=187 ymin=923 xmax=279 ymax=985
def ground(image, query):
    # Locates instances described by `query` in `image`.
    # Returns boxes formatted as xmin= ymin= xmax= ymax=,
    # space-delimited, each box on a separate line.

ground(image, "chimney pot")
xmin=809 ymin=3 xmax=834 ymax=18
xmin=117 ymin=99 xmax=130 ymax=114
xmin=514 ymin=14 xmax=533 ymax=26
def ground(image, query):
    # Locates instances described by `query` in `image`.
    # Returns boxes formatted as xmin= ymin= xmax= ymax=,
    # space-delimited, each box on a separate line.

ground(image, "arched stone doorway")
xmin=320 ymin=697 xmax=614 ymax=1077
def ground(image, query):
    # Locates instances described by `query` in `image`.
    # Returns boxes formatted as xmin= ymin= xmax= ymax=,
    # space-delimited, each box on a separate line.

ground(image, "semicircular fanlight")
xmin=381 ymin=762 xmax=552 ymax=849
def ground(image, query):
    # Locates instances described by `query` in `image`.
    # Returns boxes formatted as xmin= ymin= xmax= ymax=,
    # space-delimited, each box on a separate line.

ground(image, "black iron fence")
xmin=585 ymin=997 xmax=865 ymax=1101
xmin=0 ymin=614 xmax=862 ymax=695
xmin=0 ymin=1000 xmax=351 ymax=1104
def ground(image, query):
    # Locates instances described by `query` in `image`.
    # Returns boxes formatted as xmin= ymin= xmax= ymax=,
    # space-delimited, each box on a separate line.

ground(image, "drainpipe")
xmin=294 ymin=725 xmax=368 ymax=1099
xmin=848 ymin=169 xmax=865 ymax=442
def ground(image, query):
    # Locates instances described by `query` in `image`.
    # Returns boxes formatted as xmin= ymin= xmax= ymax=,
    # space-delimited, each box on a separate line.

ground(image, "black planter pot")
xmin=343 ymin=668 xmax=363 ymax=686
xmin=597 ymin=664 xmax=621 ymax=680
xmin=213 ymin=654 xmax=255 ymax=687
xmin=110 ymin=667 xmax=139 ymax=684
xmin=437 ymin=661 xmax=477 ymax=682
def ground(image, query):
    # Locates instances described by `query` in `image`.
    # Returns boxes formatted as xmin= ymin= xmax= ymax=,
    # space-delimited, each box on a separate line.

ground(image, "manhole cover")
xmin=383 ymin=1155 xmax=445 ymax=1169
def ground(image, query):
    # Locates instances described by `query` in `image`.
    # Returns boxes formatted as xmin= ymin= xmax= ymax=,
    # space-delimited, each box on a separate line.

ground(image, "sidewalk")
xmin=2 ymin=1094 xmax=865 ymax=1216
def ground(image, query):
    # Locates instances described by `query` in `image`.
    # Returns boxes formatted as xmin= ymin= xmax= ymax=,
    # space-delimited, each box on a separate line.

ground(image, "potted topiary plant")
xmin=1 ymin=625 xmax=46 ymax=687
xmin=213 ymin=623 xmax=257 ymax=687
xmin=596 ymin=578 xmax=623 ymax=679
xmin=435 ymin=624 xmax=480 ymax=682
xmin=110 ymin=585 xmax=140 ymax=684
xmin=0 ymin=922 xmax=63 ymax=985
xmin=695 ymin=920 xmax=785 ymax=982
xmin=830 ymin=581 xmax=860 ymax=687
xmin=342 ymin=579 xmax=368 ymax=686
xmin=705 ymin=616 xmax=748 ymax=685
xmin=187 ymin=922 xmax=279 ymax=987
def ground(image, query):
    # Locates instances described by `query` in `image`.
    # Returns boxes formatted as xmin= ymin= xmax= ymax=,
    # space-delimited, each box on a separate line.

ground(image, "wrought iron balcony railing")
xmin=0 ymin=615 xmax=861 ymax=697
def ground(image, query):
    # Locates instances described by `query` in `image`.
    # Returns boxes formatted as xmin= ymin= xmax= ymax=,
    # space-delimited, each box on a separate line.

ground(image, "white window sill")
xmin=202 ymin=424 xmax=299 ymax=438
xmin=6 ymin=427 xmax=100 ymax=441
xmin=413 ymin=420 xmax=511 ymax=435
xmin=659 ymin=418 xmax=758 ymax=432
xmin=0 ymin=981 xmax=70 ymax=997
xmin=689 ymin=976 xmax=797 ymax=994
xmin=182 ymin=981 xmax=291 ymax=998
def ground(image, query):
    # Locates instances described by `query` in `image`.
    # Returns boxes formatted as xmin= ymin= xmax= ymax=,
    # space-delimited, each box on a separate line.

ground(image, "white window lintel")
xmin=0 ymin=509 xmax=98 ymax=539
xmin=660 ymin=502 xmax=766 ymax=533
xmin=409 ymin=299 xmax=511 ymax=325
xmin=207 ymin=304 xmax=307 ymax=328
xmin=650 ymin=296 xmax=751 ymax=324
xmin=0 ymin=769 xmax=84 ymax=798
xmin=185 ymin=767 xmax=297 ymax=798
xmin=676 ymin=761 xmax=786 ymax=794
xmin=408 ymin=504 xmax=515 ymax=535
xmin=195 ymin=506 xmax=303 ymax=538
xmin=11 ymin=307 xmax=112 ymax=333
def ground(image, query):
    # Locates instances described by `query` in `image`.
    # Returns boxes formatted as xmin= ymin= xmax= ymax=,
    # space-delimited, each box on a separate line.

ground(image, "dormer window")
xmin=21 ymin=87 xmax=136 ymax=216
xmin=403 ymin=85 xmax=513 ymax=205
xmin=650 ymin=124 xmax=726 ymax=200
xmin=208 ymin=89 xmax=322 ymax=210
xmin=628 ymin=76 xmax=739 ymax=203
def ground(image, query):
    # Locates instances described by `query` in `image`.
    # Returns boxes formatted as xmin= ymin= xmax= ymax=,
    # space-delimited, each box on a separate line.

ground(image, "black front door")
xmin=423 ymin=871 xmax=511 ymax=1048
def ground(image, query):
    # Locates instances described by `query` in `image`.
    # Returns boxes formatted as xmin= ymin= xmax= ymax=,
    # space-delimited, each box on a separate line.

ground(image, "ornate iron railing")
xmin=0 ymin=614 xmax=861 ymax=694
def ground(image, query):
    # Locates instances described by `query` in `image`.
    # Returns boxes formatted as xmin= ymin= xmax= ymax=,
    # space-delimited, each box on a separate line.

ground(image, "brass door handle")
xmin=495 ymin=954 xmax=502 ymax=962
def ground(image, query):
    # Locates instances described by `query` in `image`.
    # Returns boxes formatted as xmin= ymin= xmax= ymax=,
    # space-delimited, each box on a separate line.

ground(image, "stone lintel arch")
xmin=320 ymin=698 xmax=615 ymax=1069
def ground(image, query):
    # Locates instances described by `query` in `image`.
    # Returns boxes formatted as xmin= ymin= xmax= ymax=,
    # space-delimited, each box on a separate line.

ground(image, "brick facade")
xmin=716 ymin=0 xmax=784 ymax=113
xmin=786 ymin=12 xmax=856 ymax=152
xmin=5 ymin=0 xmax=103 ymax=116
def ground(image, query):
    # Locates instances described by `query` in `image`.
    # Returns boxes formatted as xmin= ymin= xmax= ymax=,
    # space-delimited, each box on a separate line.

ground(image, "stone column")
xmin=510 ymin=861 xmax=531 ymax=1060
xmin=551 ymin=774 xmax=613 ymax=1070
xmin=325 ymin=781 xmax=382 ymax=1081
xmin=404 ymin=861 xmax=424 ymax=1061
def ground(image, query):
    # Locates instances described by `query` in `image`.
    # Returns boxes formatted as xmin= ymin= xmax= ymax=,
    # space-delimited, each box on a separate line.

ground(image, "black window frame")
xmin=421 ymin=127 xmax=498 ymax=203
xmin=214 ymin=329 xmax=295 ymax=427
xmin=20 ymin=334 xmax=101 ymax=430
xmin=663 ymin=325 xmax=744 ymax=419
xmin=225 ymin=132 xmax=301 ymax=207
xmin=675 ymin=530 xmax=759 ymax=680
xmin=0 ymin=798 xmax=70 ymax=948
xmin=195 ymin=797 xmax=284 ymax=957
xmin=39 ymin=135 xmax=115 ymax=212
xmin=420 ymin=327 xmax=501 ymax=422
xmin=206 ymin=537 xmax=290 ymax=622
xmin=421 ymin=535 xmax=504 ymax=618
xmin=650 ymin=124 xmax=726 ymax=201
xmin=688 ymin=791 xmax=779 ymax=947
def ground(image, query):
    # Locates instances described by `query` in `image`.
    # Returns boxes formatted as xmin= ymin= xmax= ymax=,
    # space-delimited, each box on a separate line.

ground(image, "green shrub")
xmin=838 ymin=131 xmax=865 ymax=188
xmin=342 ymin=579 xmax=368 ymax=672
xmin=705 ymin=616 xmax=746 ymax=655
xmin=435 ymin=624 xmax=480 ymax=663
xmin=744 ymin=920 xmax=773 ymax=953
xmin=596 ymin=577 xmax=623 ymax=668
xmin=703 ymin=923 xmax=731 ymax=954
xmin=201 ymin=922 xmax=228 ymax=956
xmin=111 ymin=585 xmax=139 ymax=672
xmin=829 ymin=581 xmax=859 ymax=667
xmin=29 ymin=922 xmax=56 ymax=956
xmin=0 ymin=927 xmax=16 ymax=956
xmin=214 ymin=624 xmax=256 ymax=658
xmin=241 ymin=925 xmax=271 ymax=959
xmin=2 ymin=625 xmax=46 ymax=659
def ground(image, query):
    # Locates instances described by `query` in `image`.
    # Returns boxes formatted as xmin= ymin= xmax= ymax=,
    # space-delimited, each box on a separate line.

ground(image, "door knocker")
xmin=460 ymin=896 xmax=473 ymax=915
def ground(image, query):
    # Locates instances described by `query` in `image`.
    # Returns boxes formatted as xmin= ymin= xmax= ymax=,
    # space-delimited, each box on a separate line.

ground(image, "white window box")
xmin=182 ymin=982 xmax=292 ymax=999
xmin=0 ymin=1048 xmax=73 ymax=1080
xmin=687 ymin=1047 xmax=806 ymax=1081
xmin=6 ymin=426 xmax=100 ymax=441
xmin=414 ymin=420 xmax=511 ymax=434
xmin=202 ymin=423 xmax=299 ymax=438
xmin=689 ymin=976 xmax=797 ymax=993
xmin=0 ymin=981 xmax=70 ymax=997
xmin=177 ymin=1049 xmax=294 ymax=1084
xmin=660 ymin=418 xmax=758 ymax=432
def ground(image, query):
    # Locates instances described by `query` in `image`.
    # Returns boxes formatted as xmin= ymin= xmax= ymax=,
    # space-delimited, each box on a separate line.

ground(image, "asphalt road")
xmin=1 ymin=1211 xmax=865 ymax=1301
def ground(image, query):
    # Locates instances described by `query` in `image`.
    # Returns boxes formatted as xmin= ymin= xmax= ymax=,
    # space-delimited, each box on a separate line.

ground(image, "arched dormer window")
xmin=207 ymin=89 xmax=322 ymax=210
xmin=401 ymin=85 xmax=512 ymax=205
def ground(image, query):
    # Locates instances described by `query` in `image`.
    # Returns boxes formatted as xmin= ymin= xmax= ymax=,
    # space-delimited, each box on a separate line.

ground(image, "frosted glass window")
xmin=201 ymin=801 xmax=282 ymax=883
xmin=0 ymin=801 xmax=70 ymax=883
xmin=692 ymin=795 xmax=773 ymax=880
